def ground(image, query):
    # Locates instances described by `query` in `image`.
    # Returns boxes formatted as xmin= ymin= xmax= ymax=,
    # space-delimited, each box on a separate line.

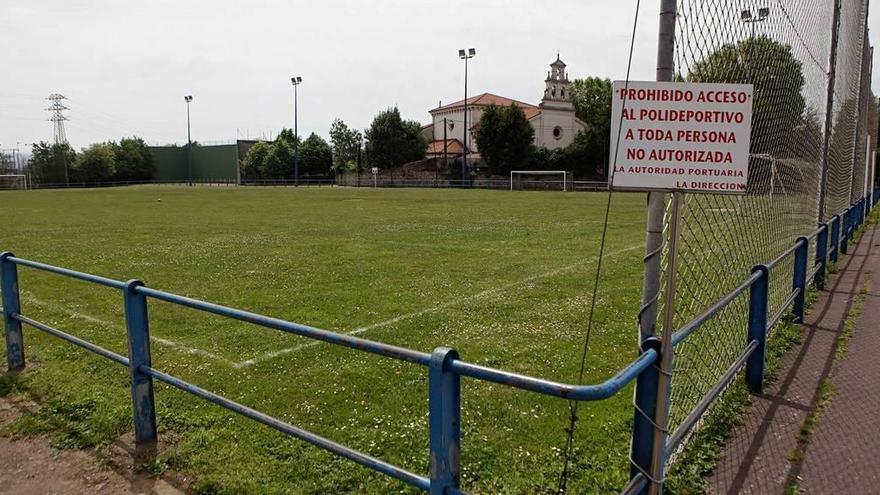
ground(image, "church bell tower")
xmin=541 ymin=53 xmax=574 ymax=110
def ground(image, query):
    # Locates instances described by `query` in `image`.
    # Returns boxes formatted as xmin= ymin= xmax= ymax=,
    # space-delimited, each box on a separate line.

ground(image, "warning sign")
xmin=608 ymin=81 xmax=753 ymax=193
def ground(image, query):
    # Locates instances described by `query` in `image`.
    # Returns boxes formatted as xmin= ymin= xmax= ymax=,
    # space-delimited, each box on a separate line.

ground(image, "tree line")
xmin=241 ymin=107 xmax=428 ymax=181
xmin=28 ymin=138 xmax=154 ymax=185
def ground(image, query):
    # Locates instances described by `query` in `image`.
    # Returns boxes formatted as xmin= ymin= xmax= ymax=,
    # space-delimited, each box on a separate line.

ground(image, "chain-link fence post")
xmin=817 ymin=0 xmax=843 ymax=223
xmin=630 ymin=1 xmax=677 ymax=492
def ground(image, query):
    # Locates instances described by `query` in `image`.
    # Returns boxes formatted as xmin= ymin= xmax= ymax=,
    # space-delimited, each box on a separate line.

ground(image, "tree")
xmin=473 ymin=103 xmax=534 ymax=175
xmin=554 ymin=130 xmax=606 ymax=180
xmin=570 ymin=77 xmax=613 ymax=173
xmin=112 ymin=137 xmax=153 ymax=181
xmin=262 ymin=140 xmax=294 ymax=179
xmin=29 ymin=141 xmax=75 ymax=184
xmin=276 ymin=128 xmax=301 ymax=149
xmin=241 ymin=141 xmax=271 ymax=180
xmin=299 ymin=133 xmax=333 ymax=176
xmin=73 ymin=143 xmax=116 ymax=183
xmin=526 ymin=146 xmax=562 ymax=171
xmin=688 ymin=35 xmax=805 ymax=158
xmin=0 ymin=151 xmax=14 ymax=171
xmin=364 ymin=107 xmax=427 ymax=169
xmin=329 ymin=119 xmax=363 ymax=174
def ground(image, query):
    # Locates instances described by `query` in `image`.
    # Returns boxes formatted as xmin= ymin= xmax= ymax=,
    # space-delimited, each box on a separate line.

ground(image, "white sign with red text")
xmin=609 ymin=81 xmax=753 ymax=193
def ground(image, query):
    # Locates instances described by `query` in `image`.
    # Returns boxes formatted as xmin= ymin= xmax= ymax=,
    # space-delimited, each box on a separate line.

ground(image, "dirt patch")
xmin=0 ymin=392 xmax=188 ymax=495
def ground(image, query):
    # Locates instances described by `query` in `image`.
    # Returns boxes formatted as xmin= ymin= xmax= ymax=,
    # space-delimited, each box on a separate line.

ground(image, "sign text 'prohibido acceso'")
xmin=608 ymin=81 xmax=753 ymax=193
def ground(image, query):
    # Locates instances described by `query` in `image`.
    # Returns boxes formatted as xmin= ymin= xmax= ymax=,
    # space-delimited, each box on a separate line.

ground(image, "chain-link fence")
xmin=655 ymin=0 xmax=875 ymax=462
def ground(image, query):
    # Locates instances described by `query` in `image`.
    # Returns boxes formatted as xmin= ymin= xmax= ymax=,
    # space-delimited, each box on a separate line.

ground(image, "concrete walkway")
xmin=798 ymin=226 xmax=880 ymax=492
xmin=708 ymin=222 xmax=878 ymax=494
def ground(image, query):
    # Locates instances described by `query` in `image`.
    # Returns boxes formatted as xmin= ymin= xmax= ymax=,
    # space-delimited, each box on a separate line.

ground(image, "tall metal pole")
xmin=635 ymin=2 xmax=677 ymax=493
xmin=462 ymin=57 xmax=469 ymax=188
xmin=639 ymin=0 xmax=676 ymax=344
xmin=848 ymin=2 xmax=870 ymax=205
xmin=186 ymin=97 xmax=193 ymax=187
xmin=294 ymin=82 xmax=299 ymax=186
xmin=817 ymin=0 xmax=842 ymax=222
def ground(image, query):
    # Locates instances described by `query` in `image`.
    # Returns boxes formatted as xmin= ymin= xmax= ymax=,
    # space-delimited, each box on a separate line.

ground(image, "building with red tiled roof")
xmin=422 ymin=55 xmax=588 ymax=161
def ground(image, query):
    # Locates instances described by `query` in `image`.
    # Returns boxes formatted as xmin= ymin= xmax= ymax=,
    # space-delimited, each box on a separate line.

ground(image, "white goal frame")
xmin=0 ymin=174 xmax=28 ymax=190
xmin=509 ymin=170 xmax=569 ymax=191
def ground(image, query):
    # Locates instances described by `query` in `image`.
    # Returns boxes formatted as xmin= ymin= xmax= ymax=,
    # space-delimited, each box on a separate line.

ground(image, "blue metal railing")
xmin=0 ymin=189 xmax=877 ymax=494
xmin=0 ymin=252 xmax=657 ymax=494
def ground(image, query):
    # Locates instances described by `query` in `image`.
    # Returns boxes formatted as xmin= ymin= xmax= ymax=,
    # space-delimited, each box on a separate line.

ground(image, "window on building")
xmin=553 ymin=126 xmax=563 ymax=140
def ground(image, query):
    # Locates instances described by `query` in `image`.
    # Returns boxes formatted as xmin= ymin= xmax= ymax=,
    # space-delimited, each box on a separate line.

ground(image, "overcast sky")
xmin=1 ymin=1 xmax=878 ymax=150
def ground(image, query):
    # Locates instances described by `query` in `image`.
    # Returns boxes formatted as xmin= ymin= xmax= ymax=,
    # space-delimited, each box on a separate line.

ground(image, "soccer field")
xmin=1 ymin=186 xmax=648 ymax=493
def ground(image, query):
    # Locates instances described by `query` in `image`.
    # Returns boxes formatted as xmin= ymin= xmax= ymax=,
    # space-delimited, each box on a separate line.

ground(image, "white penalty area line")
xmin=236 ymin=243 xmax=644 ymax=368
xmin=19 ymin=294 xmax=237 ymax=367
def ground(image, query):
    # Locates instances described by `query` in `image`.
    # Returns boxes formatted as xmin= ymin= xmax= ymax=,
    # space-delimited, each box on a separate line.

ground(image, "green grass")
xmin=0 ymin=186 xmax=650 ymax=494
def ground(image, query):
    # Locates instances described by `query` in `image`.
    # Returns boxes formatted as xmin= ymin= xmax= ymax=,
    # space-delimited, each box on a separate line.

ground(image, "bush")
xmin=112 ymin=137 xmax=153 ymax=182
xmin=73 ymin=143 xmax=116 ymax=183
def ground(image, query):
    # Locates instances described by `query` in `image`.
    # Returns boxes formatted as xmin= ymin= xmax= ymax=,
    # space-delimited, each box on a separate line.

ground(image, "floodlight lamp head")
xmin=184 ymin=95 xmax=193 ymax=102
xmin=458 ymin=49 xmax=466 ymax=58
xmin=758 ymin=7 xmax=770 ymax=19
xmin=740 ymin=9 xmax=752 ymax=21
xmin=468 ymin=48 xmax=476 ymax=56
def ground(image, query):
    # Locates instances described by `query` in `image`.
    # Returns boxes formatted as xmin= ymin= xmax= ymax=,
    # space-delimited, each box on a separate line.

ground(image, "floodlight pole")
xmin=184 ymin=96 xmax=193 ymax=186
xmin=459 ymin=48 xmax=475 ymax=188
xmin=292 ymin=76 xmax=303 ymax=186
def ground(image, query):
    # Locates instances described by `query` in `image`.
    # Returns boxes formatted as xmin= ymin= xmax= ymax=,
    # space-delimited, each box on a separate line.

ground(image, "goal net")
xmin=0 ymin=174 xmax=27 ymax=191
xmin=509 ymin=170 xmax=569 ymax=191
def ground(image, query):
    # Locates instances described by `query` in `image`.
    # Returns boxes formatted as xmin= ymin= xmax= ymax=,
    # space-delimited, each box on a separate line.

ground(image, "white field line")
xmin=236 ymin=243 xmax=644 ymax=368
xmin=19 ymin=294 xmax=237 ymax=366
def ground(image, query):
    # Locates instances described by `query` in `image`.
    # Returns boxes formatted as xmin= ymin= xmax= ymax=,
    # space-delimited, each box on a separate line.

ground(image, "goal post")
xmin=510 ymin=170 xmax=569 ymax=191
xmin=0 ymin=174 xmax=28 ymax=191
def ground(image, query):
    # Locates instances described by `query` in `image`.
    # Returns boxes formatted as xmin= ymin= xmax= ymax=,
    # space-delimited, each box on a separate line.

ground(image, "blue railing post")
xmin=830 ymin=214 xmax=841 ymax=263
xmin=792 ymin=237 xmax=808 ymax=322
xmin=628 ymin=336 xmax=662 ymax=494
xmin=746 ymin=265 xmax=769 ymax=394
xmin=815 ymin=224 xmax=828 ymax=290
xmin=123 ymin=280 xmax=157 ymax=444
xmin=840 ymin=208 xmax=849 ymax=255
xmin=429 ymin=347 xmax=460 ymax=495
xmin=0 ymin=252 xmax=24 ymax=371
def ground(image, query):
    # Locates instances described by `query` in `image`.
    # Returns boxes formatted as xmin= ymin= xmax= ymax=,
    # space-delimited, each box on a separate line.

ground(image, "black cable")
xmin=556 ymin=1 xmax=642 ymax=492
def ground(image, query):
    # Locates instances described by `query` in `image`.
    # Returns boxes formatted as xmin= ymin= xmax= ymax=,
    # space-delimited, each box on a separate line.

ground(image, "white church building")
xmin=422 ymin=55 xmax=588 ymax=161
